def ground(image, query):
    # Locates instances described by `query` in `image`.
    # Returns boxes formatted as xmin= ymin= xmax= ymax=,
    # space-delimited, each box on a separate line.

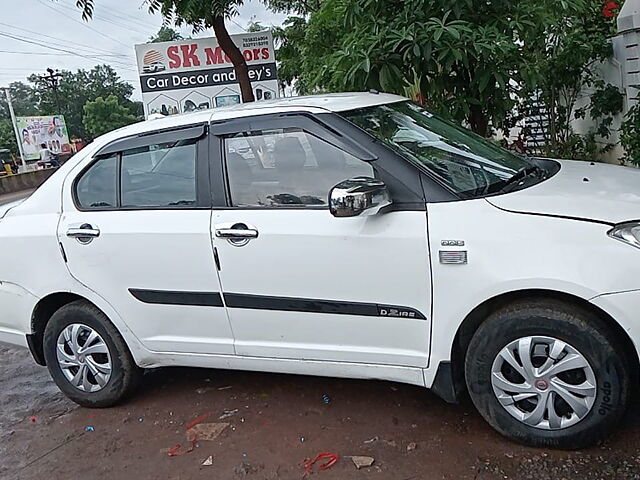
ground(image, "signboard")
xmin=134 ymin=32 xmax=279 ymax=118
xmin=17 ymin=115 xmax=71 ymax=161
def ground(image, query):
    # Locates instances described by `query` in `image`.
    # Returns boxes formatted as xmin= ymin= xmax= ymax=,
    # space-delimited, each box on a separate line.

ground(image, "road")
xmin=1 ymin=344 xmax=640 ymax=480
xmin=0 ymin=189 xmax=34 ymax=206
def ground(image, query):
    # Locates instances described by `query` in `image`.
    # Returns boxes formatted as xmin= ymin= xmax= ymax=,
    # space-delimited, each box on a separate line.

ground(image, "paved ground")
xmin=1 ymin=345 xmax=640 ymax=480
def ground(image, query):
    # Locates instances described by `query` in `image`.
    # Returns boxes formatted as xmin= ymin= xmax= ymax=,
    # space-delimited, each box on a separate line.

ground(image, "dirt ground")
xmin=1 ymin=345 xmax=640 ymax=480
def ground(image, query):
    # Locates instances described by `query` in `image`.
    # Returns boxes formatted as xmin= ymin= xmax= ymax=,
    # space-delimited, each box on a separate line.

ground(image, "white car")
xmin=142 ymin=62 xmax=166 ymax=73
xmin=1 ymin=93 xmax=638 ymax=449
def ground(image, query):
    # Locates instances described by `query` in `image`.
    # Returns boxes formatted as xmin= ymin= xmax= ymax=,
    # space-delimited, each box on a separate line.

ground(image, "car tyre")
xmin=465 ymin=298 xmax=631 ymax=449
xmin=43 ymin=300 xmax=142 ymax=407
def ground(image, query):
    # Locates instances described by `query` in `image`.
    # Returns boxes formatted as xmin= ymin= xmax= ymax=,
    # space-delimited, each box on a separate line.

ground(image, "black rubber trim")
xmin=129 ymin=289 xmax=223 ymax=307
xmin=224 ymin=293 xmax=427 ymax=320
xmin=430 ymin=361 xmax=461 ymax=404
xmin=128 ymin=289 xmax=426 ymax=319
xmin=26 ymin=333 xmax=46 ymax=366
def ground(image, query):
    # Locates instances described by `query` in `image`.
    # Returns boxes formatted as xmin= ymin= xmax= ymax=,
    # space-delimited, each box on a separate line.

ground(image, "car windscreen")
xmin=342 ymin=101 xmax=531 ymax=198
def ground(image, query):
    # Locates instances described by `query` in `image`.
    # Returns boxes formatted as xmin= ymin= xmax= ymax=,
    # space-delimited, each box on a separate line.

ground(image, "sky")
xmin=0 ymin=0 xmax=287 ymax=100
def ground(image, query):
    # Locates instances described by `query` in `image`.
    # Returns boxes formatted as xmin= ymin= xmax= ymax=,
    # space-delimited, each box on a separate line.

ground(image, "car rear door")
xmin=209 ymin=113 xmax=433 ymax=367
xmin=58 ymin=124 xmax=235 ymax=355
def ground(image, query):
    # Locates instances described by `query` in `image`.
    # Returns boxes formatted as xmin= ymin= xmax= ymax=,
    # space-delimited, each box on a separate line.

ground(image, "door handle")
xmin=215 ymin=229 xmax=258 ymax=239
xmin=66 ymin=224 xmax=100 ymax=244
xmin=214 ymin=223 xmax=258 ymax=246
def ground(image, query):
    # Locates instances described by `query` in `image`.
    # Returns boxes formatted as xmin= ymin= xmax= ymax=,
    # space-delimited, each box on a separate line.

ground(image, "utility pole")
xmin=4 ymin=88 xmax=26 ymax=170
xmin=38 ymin=68 xmax=64 ymax=114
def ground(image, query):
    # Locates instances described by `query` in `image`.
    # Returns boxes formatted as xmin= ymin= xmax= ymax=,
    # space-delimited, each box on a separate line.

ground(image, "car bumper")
xmin=591 ymin=289 xmax=640 ymax=359
xmin=0 ymin=281 xmax=38 ymax=348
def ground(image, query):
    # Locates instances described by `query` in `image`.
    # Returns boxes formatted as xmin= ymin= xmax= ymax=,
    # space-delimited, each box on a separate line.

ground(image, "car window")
xmin=76 ymin=154 xmax=118 ymax=209
xmin=224 ymin=128 xmax=373 ymax=207
xmin=121 ymin=139 xmax=196 ymax=207
xmin=343 ymin=101 xmax=530 ymax=198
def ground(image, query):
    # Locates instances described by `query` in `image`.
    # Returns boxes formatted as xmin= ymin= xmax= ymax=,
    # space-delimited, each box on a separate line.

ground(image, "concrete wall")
xmin=0 ymin=169 xmax=57 ymax=195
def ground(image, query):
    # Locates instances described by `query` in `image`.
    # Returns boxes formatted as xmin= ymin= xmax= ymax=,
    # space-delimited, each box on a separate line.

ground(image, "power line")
xmin=57 ymin=0 xmax=157 ymax=31
xmin=0 ymin=49 xmax=126 ymax=57
xmin=0 ymin=31 xmax=137 ymax=71
xmin=36 ymin=0 xmax=133 ymax=49
xmin=0 ymin=21 xmax=131 ymax=57
xmin=51 ymin=0 xmax=159 ymax=37
xmin=230 ymin=19 xmax=248 ymax=32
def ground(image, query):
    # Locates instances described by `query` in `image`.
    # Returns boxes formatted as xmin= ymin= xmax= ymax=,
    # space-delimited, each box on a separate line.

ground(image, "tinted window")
xmin=121 ymin=139 xmax=196 ymax=207
xmin=225 ymin=129 xmax=373 ymax=207
xmin=76 ymin=154 xmax=117 ymax=208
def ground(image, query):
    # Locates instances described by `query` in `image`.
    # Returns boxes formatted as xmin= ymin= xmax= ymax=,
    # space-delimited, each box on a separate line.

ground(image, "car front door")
xmin=210 ymin=114 xmax=433 ymax=367
xmin=59 ymin=124 xmax=235 ymax=355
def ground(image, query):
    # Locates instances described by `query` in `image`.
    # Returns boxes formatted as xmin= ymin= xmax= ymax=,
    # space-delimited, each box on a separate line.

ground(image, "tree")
xmin=83 ymin=95 xmax=138 ymax=137
xmin=247 ymin=20 xmax=266 ymax=32
xmin=274 ymin=0 xmax=587 ymax=137
xmin=28 ymin=64 xmax=140 ymax=140
xmin=621 ymin=100 xmax=640 ymax=166
xmin=75 ymin=0 xmax=305 ymax=104
xmin=520 ymin=1 xmax=624 ymax=159
xmin=272 ymin=16 xmax=307 ymax=92
xmin=149 ymin=26 xmax=184 ymax=43
xmin=0 ymin=120 xmax=18 ymax=156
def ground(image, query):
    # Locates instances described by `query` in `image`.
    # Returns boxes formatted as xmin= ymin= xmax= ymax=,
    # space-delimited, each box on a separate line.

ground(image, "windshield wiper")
xmin=497 ymin=165 xmax=546 ymax=193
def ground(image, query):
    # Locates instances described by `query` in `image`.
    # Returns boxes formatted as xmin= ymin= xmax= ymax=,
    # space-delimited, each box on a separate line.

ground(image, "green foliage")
xmin=521 ymin=2 xmax=622 ymax=158
xmin=149 ymin=26 xmax=184 ymax=43
xmin=621 ymin=101 xmax=640 ymax=166
xmin=273 ymin=16 xmax=308 ymax=90
xmin=27 ymin=65 xmax=140 ymax=140
xmin=0 ymin=67 xmax=140 ymax=145
xmin=83 ymin=95 xmax=139 ymax=138
xmin=247 ymin=21 xmax=266 ymax=32
xmin=0 ymin=119 xmax=18 ymax=156
xmin=275 ymin=0 xmax=587 ymax=136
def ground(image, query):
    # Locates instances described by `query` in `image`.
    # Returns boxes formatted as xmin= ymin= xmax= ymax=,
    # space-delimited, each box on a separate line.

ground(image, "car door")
xmin=59 ymin=124 xmax=235 ymax=355
xmin=209 ymin=114 xmax=433 ymax=367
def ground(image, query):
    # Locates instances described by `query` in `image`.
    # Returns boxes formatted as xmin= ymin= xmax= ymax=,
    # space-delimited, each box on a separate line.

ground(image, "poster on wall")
xmin=134 ymin=32 xmax=279 ymax=119
xmin=17 ymin=116 xmax=71 ymax=161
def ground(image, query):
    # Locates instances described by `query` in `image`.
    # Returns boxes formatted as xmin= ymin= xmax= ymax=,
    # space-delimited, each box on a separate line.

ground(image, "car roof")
xmin=109 ymin=92 xmax=406 ymax=140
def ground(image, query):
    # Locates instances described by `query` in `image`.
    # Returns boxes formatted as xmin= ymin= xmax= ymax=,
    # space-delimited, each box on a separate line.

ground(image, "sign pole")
xmin=4 ymin=88 xmax=27 ymax=170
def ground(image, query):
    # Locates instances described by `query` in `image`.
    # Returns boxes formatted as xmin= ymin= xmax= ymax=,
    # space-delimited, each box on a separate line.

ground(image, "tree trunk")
xmin=212 ymin=16 xmax=255 ymax=103
xmin=469 ymin=104 xmax=490 ymax=137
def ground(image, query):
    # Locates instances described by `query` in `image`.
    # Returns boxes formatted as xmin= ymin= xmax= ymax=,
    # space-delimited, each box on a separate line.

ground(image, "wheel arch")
xmin=29 ymin=292 xmax=88 ymax=365
xmin=446 ymin=288 xmax=639 ymax=402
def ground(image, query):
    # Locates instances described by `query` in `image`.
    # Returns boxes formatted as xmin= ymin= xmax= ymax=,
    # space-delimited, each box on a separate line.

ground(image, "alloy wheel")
xmin=56 ymin=323 xmax=112 ymax=393
xmin=490 ymin=336 xmax=597 ymax=430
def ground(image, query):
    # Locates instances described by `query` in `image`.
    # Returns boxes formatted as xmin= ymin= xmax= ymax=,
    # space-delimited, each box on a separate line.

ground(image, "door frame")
xmin=207 ymin=111 xmax=434 ymax=210
xmin=68 ymin=122 xmax=213 ymax=213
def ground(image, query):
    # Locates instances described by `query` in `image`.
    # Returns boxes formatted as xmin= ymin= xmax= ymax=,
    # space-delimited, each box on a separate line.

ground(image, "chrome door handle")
xmin=66 ymin=224 xmax=100 ymax=244
xmin=214 ymin=222 xmax=258 ymax=246
xmin=215 ymin=229 xmax=258 ymax=239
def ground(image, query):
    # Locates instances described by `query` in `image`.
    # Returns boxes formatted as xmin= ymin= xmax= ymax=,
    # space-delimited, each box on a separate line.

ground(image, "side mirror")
xmin=329 ymin=176 xmax=392 ymax=218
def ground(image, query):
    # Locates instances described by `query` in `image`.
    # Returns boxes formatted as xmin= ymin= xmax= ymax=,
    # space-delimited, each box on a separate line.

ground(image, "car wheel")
xmin=43 ymin=300 xmax=142 ymax=407
xmin=465 ymin=298 xmax=631 ymax=448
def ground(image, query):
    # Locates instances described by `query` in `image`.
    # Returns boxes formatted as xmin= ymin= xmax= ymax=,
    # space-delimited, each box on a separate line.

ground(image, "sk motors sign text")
xmin=135 ymin=32 xmax=279 ymax=118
